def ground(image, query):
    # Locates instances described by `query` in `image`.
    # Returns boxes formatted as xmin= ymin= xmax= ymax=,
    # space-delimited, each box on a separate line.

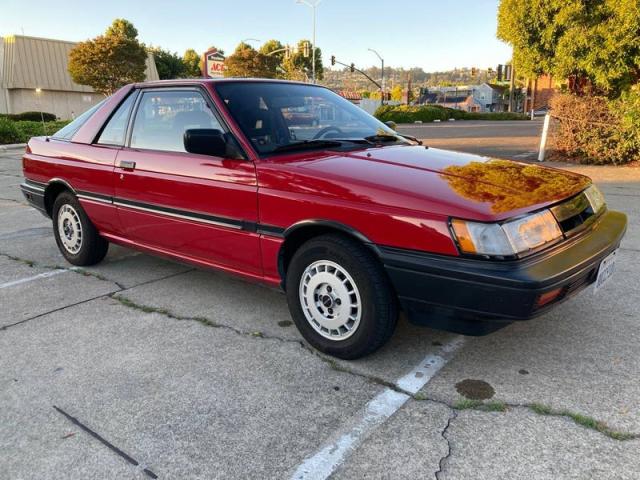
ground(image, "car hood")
xmin=262 ymin=145 xmax=592 ymax=221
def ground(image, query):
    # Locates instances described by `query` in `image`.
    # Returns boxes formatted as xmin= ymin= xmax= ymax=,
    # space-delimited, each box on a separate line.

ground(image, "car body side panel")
xmin=23 ymin=139 xmax=120 ymax=234
xmin=113 ymin=148 xmax=262 ymax=274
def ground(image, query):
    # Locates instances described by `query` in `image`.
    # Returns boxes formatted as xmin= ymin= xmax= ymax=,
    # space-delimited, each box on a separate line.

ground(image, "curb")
xmin=0 ymin=143 xmax=27 ymax=151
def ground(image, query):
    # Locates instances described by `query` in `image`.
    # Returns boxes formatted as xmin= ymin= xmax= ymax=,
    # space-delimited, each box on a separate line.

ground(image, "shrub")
xmin=0 ymin=118 xmax=22 ymax=144
xmin=0 ymin=119 xmax=71 ymax=144
xmin=549 ymin=92 xmax=640 ymax=165
xmin=374 ymin=104 xmax=528 ymax=123
xmin=0 ymin=111 xmax=57 ymax=122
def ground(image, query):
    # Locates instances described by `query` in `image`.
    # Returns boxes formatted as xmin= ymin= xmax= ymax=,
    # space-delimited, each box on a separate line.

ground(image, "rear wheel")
xmin=52 ymin=191 xmax=108 ymax=266
xmin=286 ymin=234 xmax=398 ymax=359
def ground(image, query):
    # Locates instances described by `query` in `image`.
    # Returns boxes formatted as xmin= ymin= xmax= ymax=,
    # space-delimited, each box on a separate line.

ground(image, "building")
xmin=0 ymin=35 xmax=159 ymax=120
xmin=418 ymin=83 xmax=507 ymax=112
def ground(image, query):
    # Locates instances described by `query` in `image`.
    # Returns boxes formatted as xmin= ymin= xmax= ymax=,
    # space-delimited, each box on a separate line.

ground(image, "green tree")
xmin=105 ymin=18 xmax=139 ymax=40
xmin=259 ymin=39 xmax=286 ymax=78
xmin=223 ymin=43 xmax=275 ymax=78
xmin=149 ymin=46 xmax=186 ymax=79
xmin=183 ymin=49 xmax=202 ymax=77
xmin=282 ymin=39 xmax=323 ymax=81
xmin=497 ymin=0 xmax=640 ymax=96
xmin=68 ymin=19 xmax=147 ymax=95
xmin=390 ymin=85 xmax=403 ymax=102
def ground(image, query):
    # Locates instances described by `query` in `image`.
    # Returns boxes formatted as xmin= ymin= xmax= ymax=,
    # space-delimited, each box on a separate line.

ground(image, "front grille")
xmin=550 ymin=192 xmax=596 ymax=236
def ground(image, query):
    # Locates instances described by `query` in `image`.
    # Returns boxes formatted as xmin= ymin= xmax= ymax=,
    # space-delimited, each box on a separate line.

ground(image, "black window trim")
xmin=92 ymin=89 xmax=140 ymax=147
xmin=124 ymin=85 xmax=248 ymax=160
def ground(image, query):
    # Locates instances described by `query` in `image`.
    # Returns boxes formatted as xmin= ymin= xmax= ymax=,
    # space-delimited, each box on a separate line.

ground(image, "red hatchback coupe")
xmin=21 ymin=79 xmax=626 ymax=359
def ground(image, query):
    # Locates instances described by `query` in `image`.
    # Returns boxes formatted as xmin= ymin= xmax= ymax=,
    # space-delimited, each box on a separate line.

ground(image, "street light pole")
xmin=368 ymin=48 xmax=384 ymax=106
xmin=296 ymin=0 xmax=321 ymax=84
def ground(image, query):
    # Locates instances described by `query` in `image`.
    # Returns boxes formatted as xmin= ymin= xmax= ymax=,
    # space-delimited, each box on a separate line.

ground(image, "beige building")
xmin=0 ymin=35 xmax=159 ymax=120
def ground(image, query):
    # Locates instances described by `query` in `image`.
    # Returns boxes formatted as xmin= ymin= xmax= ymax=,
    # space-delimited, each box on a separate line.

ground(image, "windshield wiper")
xmin=365 ymin=133 xmax=422 ymax=146
xmin=364 ymin=134 xmax=404 ymax=144
xmin=271 ymin=138 xmax=372 ymax=154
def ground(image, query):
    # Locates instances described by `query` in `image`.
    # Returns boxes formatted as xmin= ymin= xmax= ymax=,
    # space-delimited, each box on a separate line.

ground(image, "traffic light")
xmin=504 ymin=64 xmax=512 ymax=81
xmin=285 ymin=45 xmax=291 ymax=60
xmin=471 ymin=67 xmax=477 ymax=77
xmin=331 ymin=55 xmax=336 ymax=66
xmin=303 ymin=41 xmax=310 ymax=58
xmin=497 ymin=64 xmax=503 ymax=82
xmin=350 ymin=63 xmax=355 ymax=73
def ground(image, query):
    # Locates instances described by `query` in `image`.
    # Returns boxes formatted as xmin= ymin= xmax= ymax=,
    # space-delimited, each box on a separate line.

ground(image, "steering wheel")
xmin=312 ymin=126 xmax=344 ymax=140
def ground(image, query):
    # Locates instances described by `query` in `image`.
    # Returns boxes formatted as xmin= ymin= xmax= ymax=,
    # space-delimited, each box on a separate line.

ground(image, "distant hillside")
xmin=321 ymin=67 xmax=501 ymax=92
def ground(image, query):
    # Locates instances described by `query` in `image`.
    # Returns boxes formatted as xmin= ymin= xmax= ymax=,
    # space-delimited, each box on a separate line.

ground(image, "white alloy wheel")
xmin=299 ymin=260 xmax=362 ymax=341
xmin=57 ymin=204 xmax=83 ymax=254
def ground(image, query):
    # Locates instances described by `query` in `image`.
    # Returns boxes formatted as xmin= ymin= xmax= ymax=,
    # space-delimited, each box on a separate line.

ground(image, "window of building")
xmin=129 ymin=90 xmax=223 ymax=152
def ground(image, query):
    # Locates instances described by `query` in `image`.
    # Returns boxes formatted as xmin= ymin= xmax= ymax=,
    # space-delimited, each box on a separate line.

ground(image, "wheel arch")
xmin=44 ymin=178 xmax=76 ymax=217
xmin=277 ymin=219 xmax=382 ymax=289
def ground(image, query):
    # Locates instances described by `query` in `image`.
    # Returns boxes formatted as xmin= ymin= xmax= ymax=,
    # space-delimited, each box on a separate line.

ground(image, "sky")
xmin=0 ymin=0 xmax=511 ymax=72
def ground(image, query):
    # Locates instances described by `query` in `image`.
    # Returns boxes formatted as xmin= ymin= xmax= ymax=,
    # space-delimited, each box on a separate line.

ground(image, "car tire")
xmin=286 ymin=233 xmax=398 ymax=359
xmin=52 ymin=191 xmax=109 ymax=266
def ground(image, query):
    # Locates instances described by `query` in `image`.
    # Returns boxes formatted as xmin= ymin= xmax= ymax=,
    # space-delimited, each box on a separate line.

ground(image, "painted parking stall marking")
xmin=0 ymin=269 xmax=67 ymax=290
xmin=290 ymin=335 xmax=465 ymax=480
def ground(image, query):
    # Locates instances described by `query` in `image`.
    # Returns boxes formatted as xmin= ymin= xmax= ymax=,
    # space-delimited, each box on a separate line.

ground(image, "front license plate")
xmin=594 ymin=249 xmax=617 ymax=294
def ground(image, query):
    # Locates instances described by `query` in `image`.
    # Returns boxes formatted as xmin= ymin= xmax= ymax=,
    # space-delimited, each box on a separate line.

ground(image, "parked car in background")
xmin=21 ymin=79 xmax=626 ymax=359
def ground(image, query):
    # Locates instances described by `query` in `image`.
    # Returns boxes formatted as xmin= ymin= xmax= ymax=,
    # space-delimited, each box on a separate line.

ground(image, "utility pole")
xmin=296 ymin=0 xmax=321 ymax=84
xmin=508 ymin=51 xmax=515 ymax=112
xmin=368 ymin=48 xmax=385 ymax=106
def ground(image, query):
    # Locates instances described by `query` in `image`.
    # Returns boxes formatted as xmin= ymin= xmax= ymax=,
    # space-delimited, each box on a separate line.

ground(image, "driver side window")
xmin=130 ymin=90 xmax=223 ymax=152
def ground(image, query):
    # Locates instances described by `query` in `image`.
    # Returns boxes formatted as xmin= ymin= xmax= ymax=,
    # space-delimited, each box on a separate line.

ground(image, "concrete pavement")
xmin=1 ymin=140 xmax=639 ymax=479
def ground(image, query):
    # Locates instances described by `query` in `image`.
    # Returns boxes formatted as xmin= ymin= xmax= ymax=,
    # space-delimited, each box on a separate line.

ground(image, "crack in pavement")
xmin=435 ymin=407 xmax=457 ymax=480
xmin=0 ymin=252 xmax=196 ymax=332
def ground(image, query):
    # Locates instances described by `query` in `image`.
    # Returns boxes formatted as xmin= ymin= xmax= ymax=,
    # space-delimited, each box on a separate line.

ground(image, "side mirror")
xmin=384 ymin=120 xmax=398 ymax=131
xmin=184 ymin=129 xmax=244 ymax=159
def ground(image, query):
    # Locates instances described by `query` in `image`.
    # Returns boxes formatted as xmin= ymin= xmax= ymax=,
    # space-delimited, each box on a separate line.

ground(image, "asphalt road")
xmin=398 ymin=119 xmax=544 ymax=161
xmin=1 ymin=135 xmax=639 ymax=479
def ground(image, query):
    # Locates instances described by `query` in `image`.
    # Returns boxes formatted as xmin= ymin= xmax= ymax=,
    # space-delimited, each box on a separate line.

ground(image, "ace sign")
xmin=203 ymin=49 xmax=225 ymax=78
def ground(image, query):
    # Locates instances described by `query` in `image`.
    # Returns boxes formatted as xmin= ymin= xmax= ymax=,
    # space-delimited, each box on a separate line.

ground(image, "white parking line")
xmin=0 ymin=269 xmax=67 ymax=289
xmin=290 ymin=335 xmax=465 ymax=480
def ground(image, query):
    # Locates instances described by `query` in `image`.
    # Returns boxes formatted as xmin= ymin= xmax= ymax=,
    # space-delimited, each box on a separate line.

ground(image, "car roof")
xmin=133 ymin=78 xmax=324 ymax=89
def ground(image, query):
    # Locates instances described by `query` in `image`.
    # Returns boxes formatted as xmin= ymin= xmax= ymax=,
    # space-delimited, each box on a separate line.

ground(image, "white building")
xmin=0 ymin=35 xmax=159 ymax=120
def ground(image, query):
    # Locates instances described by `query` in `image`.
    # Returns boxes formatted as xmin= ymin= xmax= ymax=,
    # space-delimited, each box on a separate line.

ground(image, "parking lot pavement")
xmin=1 ymin=144 xmax=639 ymax=479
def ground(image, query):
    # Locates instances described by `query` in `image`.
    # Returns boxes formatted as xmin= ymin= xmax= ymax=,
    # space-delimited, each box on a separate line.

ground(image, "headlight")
xmin=451 ymin=209 xmax=562 ymax=258
xmin=584 ymin=185 xmax=606 ymax=213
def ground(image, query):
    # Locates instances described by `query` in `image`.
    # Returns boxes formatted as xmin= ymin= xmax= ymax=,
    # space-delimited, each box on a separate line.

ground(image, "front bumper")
xmin=380 ymin=210 xmax=627 ymax=335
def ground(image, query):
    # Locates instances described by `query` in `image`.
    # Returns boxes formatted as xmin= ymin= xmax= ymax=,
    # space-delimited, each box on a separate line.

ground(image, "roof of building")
xmin=0 ymin=35 xmax=158 ymax=92
xmin=485 ymin=83 xmax=508 ymax=92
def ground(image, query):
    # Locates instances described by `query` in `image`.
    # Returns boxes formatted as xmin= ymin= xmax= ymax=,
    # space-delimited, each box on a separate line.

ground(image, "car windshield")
xmin=215 ymin=81 xmax=407 ymax=156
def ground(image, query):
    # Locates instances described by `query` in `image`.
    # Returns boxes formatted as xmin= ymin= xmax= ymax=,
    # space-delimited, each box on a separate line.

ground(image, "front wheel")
xmin=286 ymin=234 xmax=398 ymax=359
xmin=52 ymin=191 xmax=109 ymax=266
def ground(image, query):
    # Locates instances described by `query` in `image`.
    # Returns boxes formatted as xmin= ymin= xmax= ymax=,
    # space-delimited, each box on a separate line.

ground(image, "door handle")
xmin=118 ymin=160 xmax=136 ymax=170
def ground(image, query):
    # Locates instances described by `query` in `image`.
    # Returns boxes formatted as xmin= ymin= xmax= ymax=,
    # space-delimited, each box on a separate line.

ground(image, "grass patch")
xmin=454 ymin=399 xmax=507 ymax=412
xmin=528 ymin=403 xmax=637 ymax=441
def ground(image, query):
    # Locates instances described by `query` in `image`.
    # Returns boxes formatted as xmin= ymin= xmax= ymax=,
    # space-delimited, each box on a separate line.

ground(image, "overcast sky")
xmin=1 ymin=0 xmax=512 ymax=72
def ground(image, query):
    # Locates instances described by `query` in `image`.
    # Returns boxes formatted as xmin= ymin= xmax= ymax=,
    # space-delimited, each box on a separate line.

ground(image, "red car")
xmin=21 ymin=79 xmax=626 ymax=359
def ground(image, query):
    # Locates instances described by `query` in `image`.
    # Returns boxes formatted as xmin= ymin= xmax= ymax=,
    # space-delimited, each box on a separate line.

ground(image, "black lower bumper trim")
xmin=380 ymin=210 xmax=627 ymax=333
xmin=20 ymin=183 xmax=47 ymax=215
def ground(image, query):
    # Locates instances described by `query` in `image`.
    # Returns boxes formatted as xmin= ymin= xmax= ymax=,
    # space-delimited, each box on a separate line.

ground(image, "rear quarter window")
xmin=52 ymin=100 xmax=105 ymax=141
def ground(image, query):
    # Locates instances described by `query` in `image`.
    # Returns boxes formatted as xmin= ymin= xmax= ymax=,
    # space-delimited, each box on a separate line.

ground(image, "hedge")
xmin=0 ymin=119 xmax=70 ymax=144
xmin=549 ymin=91 xmax=640 ymax=165
xmin=0 ymin=111 xmax=57 ymax=122
xmin=374 ymin=104 xmax=529 ymax=123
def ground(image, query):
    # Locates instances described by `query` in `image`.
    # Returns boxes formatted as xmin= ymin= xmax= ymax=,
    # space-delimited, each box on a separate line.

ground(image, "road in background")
xmin=398 ymin=119 xmax=543 ymax=161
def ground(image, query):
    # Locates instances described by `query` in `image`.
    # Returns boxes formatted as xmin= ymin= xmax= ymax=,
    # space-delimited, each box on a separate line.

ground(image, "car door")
xmin=114 ymin=87 xmax=261 ymax=275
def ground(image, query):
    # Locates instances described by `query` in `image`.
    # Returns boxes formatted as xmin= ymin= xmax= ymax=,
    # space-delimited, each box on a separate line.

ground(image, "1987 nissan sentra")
xmin=21 ymin=79 xmax=627 ymax=359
